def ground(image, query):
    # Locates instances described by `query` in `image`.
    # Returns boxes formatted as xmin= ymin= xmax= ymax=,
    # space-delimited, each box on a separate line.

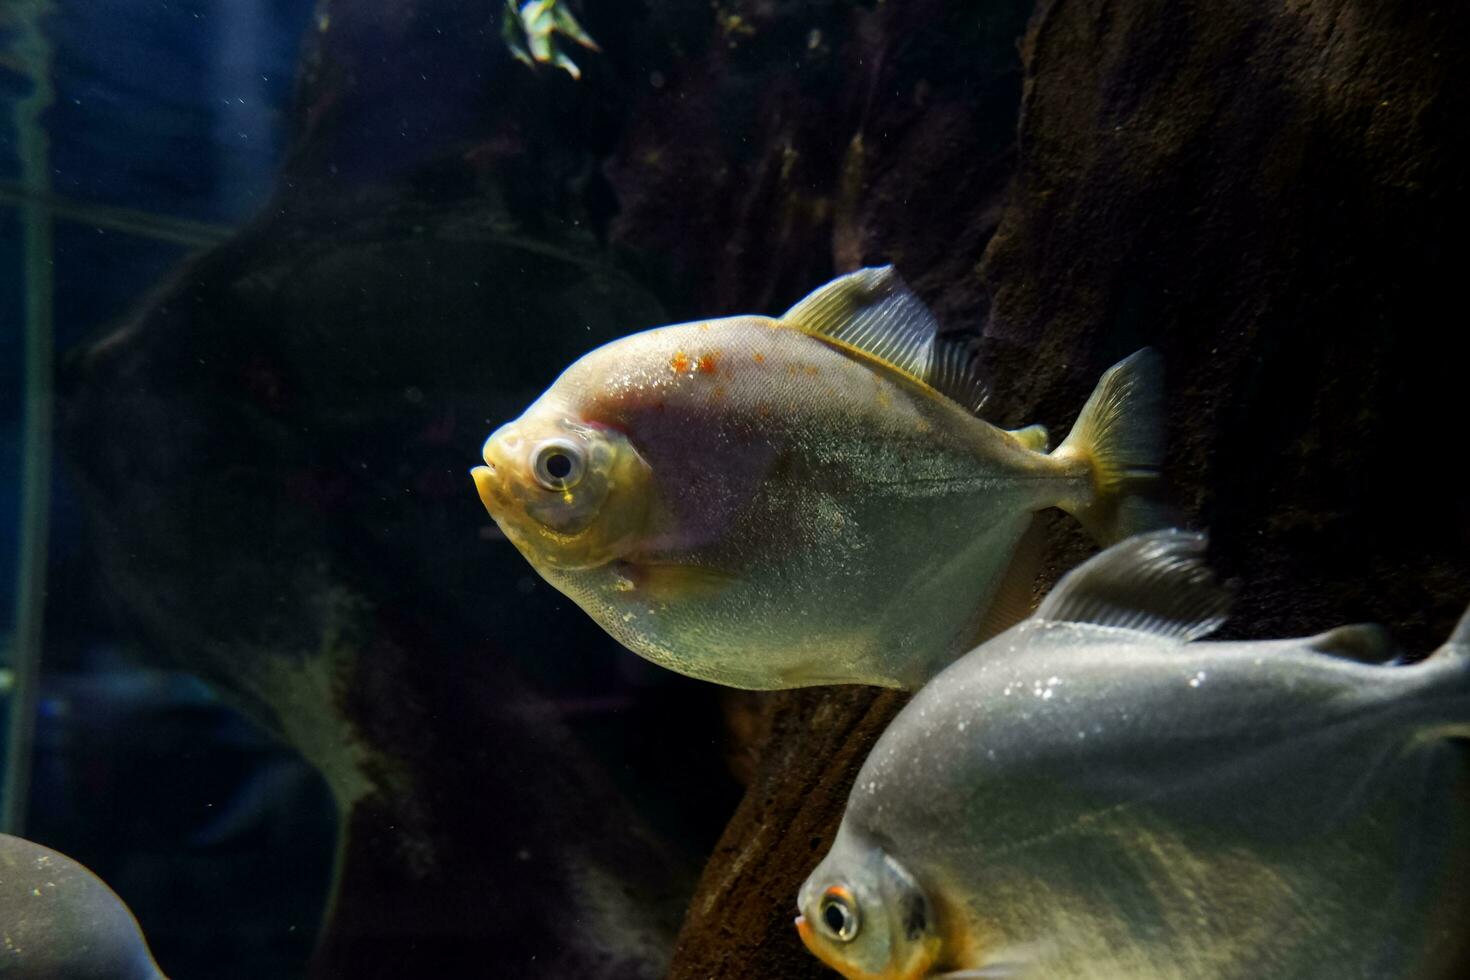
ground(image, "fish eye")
xmin=532 ymin=439 xmax=585 ymax=491
xmin=819 ymin=886 xmax=860 ymax=942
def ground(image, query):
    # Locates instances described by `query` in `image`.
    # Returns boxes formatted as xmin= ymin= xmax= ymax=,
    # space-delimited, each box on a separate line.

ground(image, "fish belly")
xmin=561 ymin=491 xmax=1040 ymax=690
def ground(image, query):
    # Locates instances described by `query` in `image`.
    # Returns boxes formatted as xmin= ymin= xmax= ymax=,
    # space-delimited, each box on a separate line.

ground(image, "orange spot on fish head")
xmin=753 ymin=352 xmax=766 ymax=364
xmin=804 ymin=365 xmax=819 ymax=377
xmin=697 ymin=352 xmax=720 ymax=374
xmin=670 ymin=351 xmax=692 ymax=373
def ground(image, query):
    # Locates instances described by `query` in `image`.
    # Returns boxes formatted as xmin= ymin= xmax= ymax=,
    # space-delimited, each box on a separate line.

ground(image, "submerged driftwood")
xmin=59 ymin=0 xmax=1470 ymax=977
xmin=651 ymin=2 xmax=1470 ymax=976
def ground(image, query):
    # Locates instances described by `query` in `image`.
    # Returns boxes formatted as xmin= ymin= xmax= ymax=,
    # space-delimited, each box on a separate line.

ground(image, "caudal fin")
xmin=1414 ymin=601 xmax=1470 ymax=741
xmin=1053 ymin=348 xmax=1170 ymax=543
xmin=1429 ymin=602 xmax=1470 ymax=661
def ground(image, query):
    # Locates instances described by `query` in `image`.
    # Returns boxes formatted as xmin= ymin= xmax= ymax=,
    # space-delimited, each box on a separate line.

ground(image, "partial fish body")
xmin=0 ymin=833 xmax=168 ymax=980
xmin=474 ymin=267 xmax=1164 ymax=689
xmin=796 ymin=530 xmax=1470 ymax=979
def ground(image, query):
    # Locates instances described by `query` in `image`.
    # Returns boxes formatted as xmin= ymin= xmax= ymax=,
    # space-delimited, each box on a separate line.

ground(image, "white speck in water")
xmin=957 ymin=720 xmax=968 ymax=733
xmin=1188 ymin=670 xmax=1208 ymax=688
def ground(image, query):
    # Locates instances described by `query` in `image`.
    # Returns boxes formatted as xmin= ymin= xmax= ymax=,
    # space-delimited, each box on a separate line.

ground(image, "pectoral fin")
xmin=937 ymin=941 xmax=1049 ymax=978
xmin=617 ymin=561 xmax=738 ymax=601
xmin=1032 ymin=529 xmax=1232 ymax=643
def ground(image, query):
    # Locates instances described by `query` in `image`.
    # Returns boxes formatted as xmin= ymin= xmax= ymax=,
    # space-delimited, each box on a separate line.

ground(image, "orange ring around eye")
xmin=819 ymin=884 xmax=860 ymax=941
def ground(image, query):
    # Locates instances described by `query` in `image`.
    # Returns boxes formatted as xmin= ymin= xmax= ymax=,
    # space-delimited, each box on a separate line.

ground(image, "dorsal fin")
xmin=1032 ymin=529 xmax=1232 ymax=643
xmin=781 ymin=267 xmax=991 ymax=413
xmin=1305 ymin=624 xmax=1398 ymax=663
xmin=782 ymin=267 xmax=937 ymax=379
xmin=928 ymin=337 xmax=990 ymax=414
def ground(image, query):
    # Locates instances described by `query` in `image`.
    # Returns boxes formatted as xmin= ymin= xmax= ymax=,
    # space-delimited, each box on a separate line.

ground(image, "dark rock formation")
xmin=981 ymin=0 xmax=1470 ymax=655
xmin=630 ymin=0 xmax=1470 ymax=976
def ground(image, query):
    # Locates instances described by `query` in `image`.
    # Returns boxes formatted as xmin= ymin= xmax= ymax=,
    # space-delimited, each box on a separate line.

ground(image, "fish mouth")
xmin=470 ymin=463 xmax=502 ymax=517
xmin=795 ymin=916 xmax=851 ymax=977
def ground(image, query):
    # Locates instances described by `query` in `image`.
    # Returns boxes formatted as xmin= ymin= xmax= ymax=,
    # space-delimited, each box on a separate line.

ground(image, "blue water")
xmin=3 ymin=2 xmax=327 ymax=977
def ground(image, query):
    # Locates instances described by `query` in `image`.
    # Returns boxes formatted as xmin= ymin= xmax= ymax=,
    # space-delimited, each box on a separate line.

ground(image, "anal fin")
xmin=970 ymin=517 xmax=1047 ymax=646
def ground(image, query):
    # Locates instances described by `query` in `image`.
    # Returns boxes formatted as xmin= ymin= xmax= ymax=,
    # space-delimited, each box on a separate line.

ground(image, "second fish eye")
xmin=532 ymin=440 xmax=584 ymax=490
xmin=819 ymin=888 xmax=860 ymax=942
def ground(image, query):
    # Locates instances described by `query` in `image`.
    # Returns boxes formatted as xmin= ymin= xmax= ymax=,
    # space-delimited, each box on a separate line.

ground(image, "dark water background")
xmin=4 ymin=0 xmax=758 ymax=973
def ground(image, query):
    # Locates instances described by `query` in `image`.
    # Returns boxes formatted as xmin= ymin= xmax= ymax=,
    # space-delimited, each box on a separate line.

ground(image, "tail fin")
xmin=1429 ymin=602 xmax=1470 ymax=662
xmin=1053 ymin=348 xmax=1170 ymax=543
xmin=1417 ymin=601 xmax=1470 ymax=741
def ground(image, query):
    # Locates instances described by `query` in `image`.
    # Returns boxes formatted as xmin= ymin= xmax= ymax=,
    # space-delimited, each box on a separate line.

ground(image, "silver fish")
xmin=797 ymin=530 xmax=1470 ymax=979
xmin=0 ymin=832 xmax=168 ymax=980
xmin=473 ymin=267 xmax=1166 ymax=690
